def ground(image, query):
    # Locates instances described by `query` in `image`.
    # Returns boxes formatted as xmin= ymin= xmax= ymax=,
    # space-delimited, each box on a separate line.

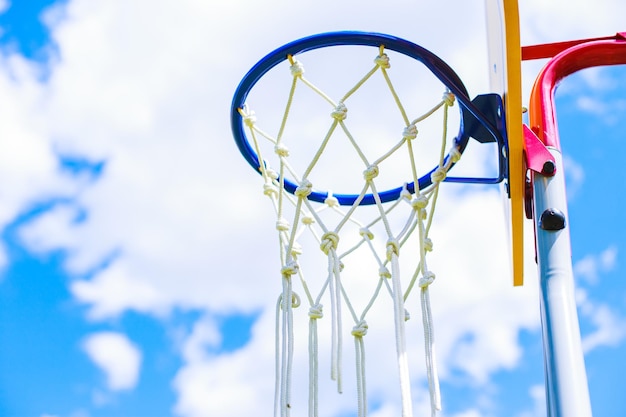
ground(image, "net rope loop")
xmin=231 ymin=31 xmax=510 ymax=417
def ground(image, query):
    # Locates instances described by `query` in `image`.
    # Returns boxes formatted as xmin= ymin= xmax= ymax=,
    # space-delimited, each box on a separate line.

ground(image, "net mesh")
xmin=238 ymin=46 xmax=462 ymax=417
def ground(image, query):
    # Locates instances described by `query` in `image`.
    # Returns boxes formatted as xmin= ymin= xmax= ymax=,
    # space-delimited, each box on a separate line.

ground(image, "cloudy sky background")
xmin=0 ymin=0 xmax=625 ymax=416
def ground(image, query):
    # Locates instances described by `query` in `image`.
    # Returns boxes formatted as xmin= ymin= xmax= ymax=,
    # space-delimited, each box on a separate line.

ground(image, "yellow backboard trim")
xmin=503 ymin=1 xmax=524 ymax=287
xmin=486 ymin=0 xmax=524 ymax=286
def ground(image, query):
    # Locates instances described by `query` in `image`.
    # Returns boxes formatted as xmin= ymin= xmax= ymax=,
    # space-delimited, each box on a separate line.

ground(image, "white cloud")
xmin=582 ymin=303 xmax=626 ymax=352
xmin=600 ymin=246 xmax=618 ymax=270
xmin=173 ymin=312 xmax=274 ymax=417
xmin=14 ymin=0 xmax=494 ymax=317
xmin=552 ymin=66 xmax=626 ymax=127
xmin=18 ymin=203 xmax=81 ymax=252
xmin=576 ymin=96 xmax=606 ymax=116
xmin=576 ymin=94 xmax=626 ymax=126
xmin=520 ymin=0 xmax=626 ymax=45
xmin=573 ymin=248 xmax=626 ymax=353
xmin=179 ymin=315 xmax=222 ymax=363
xmin=559 ymin=67 xmax=619 ymax=95
xmin=72 ymin=259 xmax=169 ymax=319
xmin=0 ymin=53 xmax=82 ymax=273
xmin=82 ymin=332 xmax=142 ymax=391
xmin=576 ymin=289 xmax=626 ymax=353
xmin=574 ymin=245 xmax=618 ymax=284
xmin=514 ymin=384 xmax=546 ymax=417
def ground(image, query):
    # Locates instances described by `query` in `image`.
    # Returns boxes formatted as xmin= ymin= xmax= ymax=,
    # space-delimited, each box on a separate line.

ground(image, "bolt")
xmin=539 ymin=208 xmax=566 ymax=231
xmin=542 ymin=160 xmax=556 ymax=176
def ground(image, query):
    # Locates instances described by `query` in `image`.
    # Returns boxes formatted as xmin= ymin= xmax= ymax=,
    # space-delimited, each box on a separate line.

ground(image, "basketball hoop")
xmin=230 ymin=31 xmax=511 ymax=417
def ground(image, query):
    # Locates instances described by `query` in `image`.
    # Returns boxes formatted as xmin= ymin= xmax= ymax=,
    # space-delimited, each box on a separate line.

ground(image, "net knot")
xmin=279 ymin=292 xmax=301 ymax=309
xmin=424 ymin=237 xmax=433 ymax=252
xmin=290 ymin=243 xmax=302 ymax=256
xmin=450 ymin=147 xmax=462 ymax=163
xmin=374 ymin=53 xmax=390 ymax=69
xmin=403 ymin=124 xmax=418 ymax=140
xmin=274 ymin=143 xmax=290 ymax=157
xmin=266 ymin=168 xmax=279 ymax=180
xmin=320 ymin=231 xmax=339 ymax=254
xmin=363 ymin=165 xmax=379 ymax=181
xmin=443 ymin=91 xmax=455 ymax=106
xmin=295 ymin=180 xmax=313 ymax=198
xmin=379 ymin=266 xmax=391 ymax=279
xmin=324 ymin=193 xmax=339 ymax=207
xmin=263 ymin=182 xmax=278 ymax=197
xmin=276 ymin=218 xmax=290 ymax=231
xmin=240 ymin=108 xmax=256 ymax=127
xmin=386 ymin=239 xmax=400 ymax=260
xmin=431 ymin=167 xmax=447 ymax=183
xmin=281 ymin=261 xmax=299 ymax=277
xmin=302 ymin=215 xmax=315 ymax=226
xmin=331 ymin=103 xmax=348 ymax=121
xmin=411 ymin=195 xmax=429 ymax=209
xmin=359 ymin=228 xmax=374 ymax=240
xmin=411 ymin=196 xmax=429 ymax=219
xmin=351 ymin=320 xmax=369 ymax=337
xmin=419 ymin=271 xmax=436 ymax=288
xmin=290 ymin=59 xmax=305 ymax=77
xmin=309 ymin=304 xmax=324 ymax=319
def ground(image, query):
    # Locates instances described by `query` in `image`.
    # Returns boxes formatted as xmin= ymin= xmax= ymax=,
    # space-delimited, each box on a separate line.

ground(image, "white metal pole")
xmin=533 ymin=149 xmax=592 ymax=417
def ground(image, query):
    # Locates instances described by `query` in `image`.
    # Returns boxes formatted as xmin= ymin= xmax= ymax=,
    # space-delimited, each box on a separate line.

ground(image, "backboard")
xmin=485 ymin=0 xmax=524 ymax=286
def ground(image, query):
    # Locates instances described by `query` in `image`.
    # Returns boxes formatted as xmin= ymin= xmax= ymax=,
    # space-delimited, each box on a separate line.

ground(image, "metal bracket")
xmin=524 ymin=124 xmax=556 ymax=176
xmin=523 ymin=124 xmax=557 ymax=220
xmin=462 ymin=93 xmax=504 ymax=144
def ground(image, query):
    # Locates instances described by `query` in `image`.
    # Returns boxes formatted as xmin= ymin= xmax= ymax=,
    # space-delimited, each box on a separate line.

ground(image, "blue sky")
xmin=0 ymin=1 xmax=624 ymax=417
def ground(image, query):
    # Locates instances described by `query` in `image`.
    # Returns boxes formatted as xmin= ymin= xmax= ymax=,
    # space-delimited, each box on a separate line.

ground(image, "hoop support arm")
xmin=522 ymin=32 xmax=626 ymax=61
xmin=528 ymin=36 xmax=626 ymax=150
xmin=528 ymin=36 xmax=626 ymax=417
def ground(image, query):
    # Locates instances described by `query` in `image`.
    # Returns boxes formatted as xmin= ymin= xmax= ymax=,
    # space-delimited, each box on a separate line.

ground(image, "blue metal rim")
xmin=231 ymin=31 xmax=506 ymax=205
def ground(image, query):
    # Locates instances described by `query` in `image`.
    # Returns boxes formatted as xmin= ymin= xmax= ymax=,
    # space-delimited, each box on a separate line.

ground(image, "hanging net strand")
xmin=232 ymin=32 xmax=493 ymax=417
xmin=240 ymin=49 xmax=455 ymax=417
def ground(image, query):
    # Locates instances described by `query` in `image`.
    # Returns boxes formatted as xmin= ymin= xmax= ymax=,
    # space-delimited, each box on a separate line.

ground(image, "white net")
xmin=238 ymin=45 xmax=463 ymax=417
